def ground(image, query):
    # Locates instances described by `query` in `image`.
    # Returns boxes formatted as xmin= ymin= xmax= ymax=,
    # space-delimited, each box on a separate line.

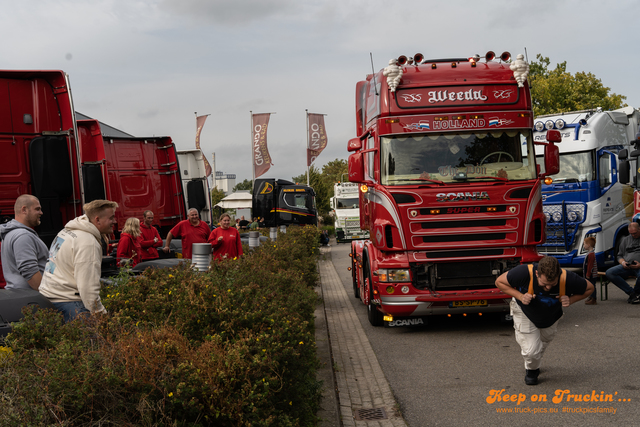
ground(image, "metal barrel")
xmin=249 ymin=231 xmax=260 ymax=249
xmin=269 ymin=227 xmax=277 ymax=240
xmin=279 ymin=225 xmax=287 ymax=234
xmin=191 ymin=243 xmax=212 ymax=271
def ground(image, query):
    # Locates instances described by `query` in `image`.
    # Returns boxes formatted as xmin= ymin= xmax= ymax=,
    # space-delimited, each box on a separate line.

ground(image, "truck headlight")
xmin=376 ymin=269 xmax=411 ymax=282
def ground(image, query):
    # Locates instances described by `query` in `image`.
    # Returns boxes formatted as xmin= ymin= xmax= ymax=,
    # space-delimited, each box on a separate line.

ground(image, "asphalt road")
xmin=328 ymin=241 xmax=640 ymax=427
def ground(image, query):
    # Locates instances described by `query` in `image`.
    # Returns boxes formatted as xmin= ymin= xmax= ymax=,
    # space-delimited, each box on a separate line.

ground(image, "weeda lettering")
xmin=428 ymin=89 xmax=487 ymax=104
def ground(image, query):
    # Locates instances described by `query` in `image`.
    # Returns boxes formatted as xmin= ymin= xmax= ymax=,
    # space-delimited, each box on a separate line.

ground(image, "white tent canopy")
xmin=215 ymin=191 xmax=252 ymax=209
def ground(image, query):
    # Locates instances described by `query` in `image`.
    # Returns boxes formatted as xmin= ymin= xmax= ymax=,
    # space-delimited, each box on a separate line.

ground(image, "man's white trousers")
xmin=510 ymin=298 xmax=560 ymax=370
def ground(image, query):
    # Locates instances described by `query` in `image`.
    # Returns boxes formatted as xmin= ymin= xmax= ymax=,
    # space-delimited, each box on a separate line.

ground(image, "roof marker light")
xmin=431 ymin=63 xmax=437 ymax=69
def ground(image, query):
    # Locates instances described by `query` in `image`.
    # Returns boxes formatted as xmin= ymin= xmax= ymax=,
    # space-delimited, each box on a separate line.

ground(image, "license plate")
xmin=450 ymin=299 xmax=487 ymax=308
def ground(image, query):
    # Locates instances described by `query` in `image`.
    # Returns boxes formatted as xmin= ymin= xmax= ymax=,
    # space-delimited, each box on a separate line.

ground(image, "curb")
xmin=317 ymin=245 xmax=407 ymax=427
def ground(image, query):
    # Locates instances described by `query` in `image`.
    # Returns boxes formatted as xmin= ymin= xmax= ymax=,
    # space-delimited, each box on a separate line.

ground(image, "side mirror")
xmin=347 ymin=137 xmax=362 ymax=152
xmin=619 ymin=160 xmax=630 ymax=184
xmin=348 ymin=152 xmax=365 ymax=182
xmin=542 ymin=143 xmax=560 ymax=177
xmin=619 ymin=148 xmax=629 ymax=161
xmin=546 ymin=129 xmax=562 ymax=143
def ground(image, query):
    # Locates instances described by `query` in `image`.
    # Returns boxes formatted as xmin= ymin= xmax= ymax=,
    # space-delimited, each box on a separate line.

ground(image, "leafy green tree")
xmin=321 ymin=159 xmax=348 ymax=197
xmin=210 ymin=187 xmax=226 ymax=208
xmin=529 ymin=54 xmax=627 ymax=116
xmin=233 ymin=179 xmax=253 ymax=193
xmin=292 ymin=165 xmax=331 ymax=216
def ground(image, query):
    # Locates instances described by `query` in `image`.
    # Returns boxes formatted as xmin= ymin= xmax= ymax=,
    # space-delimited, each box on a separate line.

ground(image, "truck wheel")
xmin=364 ymin=266 xmax=384 ymax=327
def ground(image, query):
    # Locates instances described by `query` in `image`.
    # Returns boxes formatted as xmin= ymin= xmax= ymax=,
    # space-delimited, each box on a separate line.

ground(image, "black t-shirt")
xmin=507 ymin=263 xmax=587 ymax=329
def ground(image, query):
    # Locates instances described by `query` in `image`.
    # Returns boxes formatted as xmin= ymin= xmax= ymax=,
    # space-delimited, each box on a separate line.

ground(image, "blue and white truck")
xmin=533 ymin=106 xmax=640 ymax=267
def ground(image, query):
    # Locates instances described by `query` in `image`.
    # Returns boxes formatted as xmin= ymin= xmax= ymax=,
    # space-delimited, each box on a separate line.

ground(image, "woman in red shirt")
xmin=208 ymin=213 xmax=243 ymax=260
xmin=117 ymin=217 xmax=143 ymax=267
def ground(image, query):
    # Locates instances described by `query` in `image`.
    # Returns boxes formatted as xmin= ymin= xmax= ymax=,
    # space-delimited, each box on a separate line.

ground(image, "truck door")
xmin=29 ymin=136 xmax=75 ymax=246
xmin=598 ymin=149 xmax=620 ymax=223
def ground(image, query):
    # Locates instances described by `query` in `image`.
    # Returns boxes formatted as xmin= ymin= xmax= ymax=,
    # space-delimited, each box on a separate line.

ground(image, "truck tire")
xmin=364 ymin=264 xmax=384 ymax=327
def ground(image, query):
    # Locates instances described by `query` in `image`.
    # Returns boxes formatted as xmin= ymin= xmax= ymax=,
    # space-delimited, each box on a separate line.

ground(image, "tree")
xmin=292 ymin=165 xmax=331 ymax=216
xmin=529 ymin=54 xmax=627 ymax=116
xmin=210 ymin=187 xmax=226 ymax=208
xmin=321 ymin=159 xmax=348 ymax=197
xmin=233 ymin=179 xmax=253 ymax=193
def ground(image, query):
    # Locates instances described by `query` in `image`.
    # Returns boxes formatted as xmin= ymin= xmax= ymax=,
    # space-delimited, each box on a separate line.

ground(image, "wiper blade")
xmin=454 ymin=175 xmax=508 ymax=182
xmin=389 ymin=178 xmax=445 ymax=185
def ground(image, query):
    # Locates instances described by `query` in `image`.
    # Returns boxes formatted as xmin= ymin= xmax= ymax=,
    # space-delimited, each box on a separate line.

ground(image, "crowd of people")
xmin=0 ymin=196 xmax=270 ymax=323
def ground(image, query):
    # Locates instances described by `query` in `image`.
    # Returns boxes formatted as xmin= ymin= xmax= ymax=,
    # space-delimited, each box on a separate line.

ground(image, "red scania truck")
xmin=347 ymin=52 xmax=561 ymax=326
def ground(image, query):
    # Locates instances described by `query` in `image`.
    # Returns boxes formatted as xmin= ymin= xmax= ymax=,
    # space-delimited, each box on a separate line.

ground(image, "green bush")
xmin=0 ymin=226 xmax=322 ymax=426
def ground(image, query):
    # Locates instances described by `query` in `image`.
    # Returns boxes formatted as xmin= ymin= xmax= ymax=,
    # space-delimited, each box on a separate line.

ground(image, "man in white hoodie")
xmin=39 ymin=199 xmax=118 ymax=322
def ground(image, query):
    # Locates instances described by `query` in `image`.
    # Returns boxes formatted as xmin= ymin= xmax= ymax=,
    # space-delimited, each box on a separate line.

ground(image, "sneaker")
xmin=631 ymin=294 xmax=640 ymax=305
xmin=585 ymin=297 xmax=597 ymax=305
xmin=525 ymin=369 xmax=540 ymax=385
xmin=628 ymin=293 xmax=637 ymax=303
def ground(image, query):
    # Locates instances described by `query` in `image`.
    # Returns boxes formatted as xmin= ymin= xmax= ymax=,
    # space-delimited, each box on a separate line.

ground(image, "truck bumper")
xmin=379 ymin=290 xmax=510 ymax=317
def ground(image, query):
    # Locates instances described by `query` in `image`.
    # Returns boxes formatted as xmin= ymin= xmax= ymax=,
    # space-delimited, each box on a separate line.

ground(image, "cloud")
xmin=159 ymin=0 xmax=299 ymax=25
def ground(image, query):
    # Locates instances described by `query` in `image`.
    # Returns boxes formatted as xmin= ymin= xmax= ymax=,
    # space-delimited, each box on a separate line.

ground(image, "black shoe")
xmin=525 ymin=369 xmax=540 ymax=385
xmin=628 ymin=293 xmax=637 ymax=303
xmin=631 ymin=294 xmax=640 ymax=305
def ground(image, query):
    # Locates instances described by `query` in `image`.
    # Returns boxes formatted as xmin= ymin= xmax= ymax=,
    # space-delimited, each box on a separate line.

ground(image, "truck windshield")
xmin=380 ymin=130 xmax=537 ymax=185
xmin=336 ymin=197 xmax=359 ymax=209
xmin=536 ymin=151 xmax=595 ymax=183
xmin=283 ymin=193 xmax=314 ymax=210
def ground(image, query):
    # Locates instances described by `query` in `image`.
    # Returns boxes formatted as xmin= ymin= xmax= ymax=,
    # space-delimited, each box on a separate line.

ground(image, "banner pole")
xmin=250 ymin=111 xmax=254 ymax=192
xmin=306 ymin=109 xmax=310 ymax=186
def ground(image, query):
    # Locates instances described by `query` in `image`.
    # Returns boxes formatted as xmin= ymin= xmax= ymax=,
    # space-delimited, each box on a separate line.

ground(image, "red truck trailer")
xmin=0 ymin=70 xmax=83 ymax=247
xmin=77 ymin=118 xmax=187 ymax=237
xmin=347 ymin=52 xmax=561 ymax=326
xmin=0 ymin=70 xmax=193 ymax=288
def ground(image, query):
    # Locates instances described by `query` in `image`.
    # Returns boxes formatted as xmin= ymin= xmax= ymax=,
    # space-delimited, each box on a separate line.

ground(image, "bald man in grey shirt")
xmin=0 ymin=195 xmax=48 ymax=290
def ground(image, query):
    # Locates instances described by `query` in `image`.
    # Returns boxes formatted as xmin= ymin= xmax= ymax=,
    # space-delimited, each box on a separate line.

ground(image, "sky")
xmin=2 ymin=0 xmax=639 ymax=186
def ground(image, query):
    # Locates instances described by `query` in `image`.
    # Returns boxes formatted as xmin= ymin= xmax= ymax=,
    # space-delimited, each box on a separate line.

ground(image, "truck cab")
xmin=330 ymin=181 xmax=369 ymax=242
xmin=533 ymin=107 xmax=639 ymax=267
xmin=253 ymin=178 xmax=317 ymax=228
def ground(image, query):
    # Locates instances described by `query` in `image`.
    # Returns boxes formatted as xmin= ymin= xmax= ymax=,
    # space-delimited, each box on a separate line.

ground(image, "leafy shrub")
xmin=0 ymin=226 xmax=322 ymax=426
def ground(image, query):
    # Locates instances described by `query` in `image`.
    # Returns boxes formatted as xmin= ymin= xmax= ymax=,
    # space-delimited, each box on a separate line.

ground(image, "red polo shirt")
xmin=117 ymin=233 xmax=142 ymax=266
xmin=208 ymin=227 xmax=243 ymax=260
xmin=169 ymin=220 xmax=210 ymax=259
xmin=140 ymin=223 xmax=162 ymax=260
